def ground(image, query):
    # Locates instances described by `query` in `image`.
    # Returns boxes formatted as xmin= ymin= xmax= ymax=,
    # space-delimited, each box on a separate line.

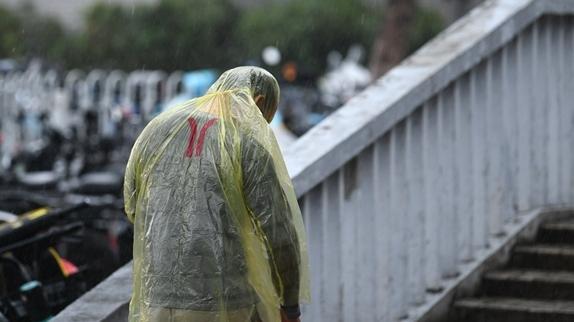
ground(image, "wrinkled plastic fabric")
xmin=124 ymin=67 xmax=310 ymax=322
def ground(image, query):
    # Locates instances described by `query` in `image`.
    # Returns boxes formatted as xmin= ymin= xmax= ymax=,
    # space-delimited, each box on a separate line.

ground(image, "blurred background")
xmin=0 ymin=0 xmax=482 ymax=321
xmin=0 ymin=0 xmax=481 ymax=138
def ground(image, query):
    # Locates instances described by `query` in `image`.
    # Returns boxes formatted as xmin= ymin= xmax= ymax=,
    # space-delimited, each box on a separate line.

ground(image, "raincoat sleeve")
xmin=124 ymin=146 xmax=138 ymax=223
xmin=123 ymin=117 xmax=160 ymax=223
xmin=242 ymin=133 xmax=301 ymax=307
xmin=124 ymin=125 xmax=151 ymax=223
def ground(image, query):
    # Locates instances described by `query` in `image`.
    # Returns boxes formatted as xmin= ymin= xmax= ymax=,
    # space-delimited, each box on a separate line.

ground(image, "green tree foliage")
xmin=408 ymin=6 xmax=445 ymax=55
xmin=78 ymin=0 xmax=239 ymax=70
xmin=237 ymin=0 xmax=381 ymax=75
xmin=0 ymin=0 xmax=444 ymax=76
xmin=21 ymin=16 xmax=68 ymax=62
xmin=0 ymin=5 xmax=22 ymax=58
xmin=0 ymin=3 xmax=68 ymax=62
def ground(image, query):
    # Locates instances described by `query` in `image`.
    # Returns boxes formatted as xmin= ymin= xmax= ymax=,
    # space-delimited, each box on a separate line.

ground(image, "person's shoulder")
xmin=240 ymin=130 xmax=274 ymax=163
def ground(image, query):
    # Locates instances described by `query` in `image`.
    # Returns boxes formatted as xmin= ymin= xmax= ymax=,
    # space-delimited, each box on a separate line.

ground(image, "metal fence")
xmin=284 ymin=0 xmax=574 ymax=321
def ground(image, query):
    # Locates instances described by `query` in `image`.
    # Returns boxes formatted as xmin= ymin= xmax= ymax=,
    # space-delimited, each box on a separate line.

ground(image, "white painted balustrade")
xmin=283 ymin=0 xmax=574 ymax=321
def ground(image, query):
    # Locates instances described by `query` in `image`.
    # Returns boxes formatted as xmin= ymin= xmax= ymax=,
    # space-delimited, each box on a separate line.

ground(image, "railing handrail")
xmin=284 ymin=0 xmax=574 ymax=198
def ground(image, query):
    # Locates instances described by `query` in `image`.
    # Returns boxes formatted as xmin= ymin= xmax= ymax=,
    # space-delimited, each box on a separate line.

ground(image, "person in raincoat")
xmin=124 ymin=66 xmax=310 ymax=322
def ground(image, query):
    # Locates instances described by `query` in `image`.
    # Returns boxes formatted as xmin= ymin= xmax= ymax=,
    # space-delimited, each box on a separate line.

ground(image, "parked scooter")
xmin=0 ymin=195 xmax=132 ymax=322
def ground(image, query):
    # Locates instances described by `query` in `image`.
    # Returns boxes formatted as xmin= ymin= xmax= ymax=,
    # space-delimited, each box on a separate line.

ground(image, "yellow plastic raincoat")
xmin=124 ymin=67 xmax=310 ymax=322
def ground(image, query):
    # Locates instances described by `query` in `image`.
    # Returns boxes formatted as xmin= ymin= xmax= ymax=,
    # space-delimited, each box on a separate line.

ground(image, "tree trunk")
xmin=369 ymin=0 xmax=417 ymax=79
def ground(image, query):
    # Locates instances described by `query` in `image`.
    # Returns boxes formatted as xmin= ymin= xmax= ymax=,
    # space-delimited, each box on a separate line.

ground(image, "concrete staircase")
xmin=455 ymin=218 xmax=574 ymax=322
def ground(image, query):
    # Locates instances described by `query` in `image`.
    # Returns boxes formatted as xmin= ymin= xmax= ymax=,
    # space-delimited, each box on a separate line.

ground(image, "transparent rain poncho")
xmin=124 ymin=67 xmax=310 ymax=322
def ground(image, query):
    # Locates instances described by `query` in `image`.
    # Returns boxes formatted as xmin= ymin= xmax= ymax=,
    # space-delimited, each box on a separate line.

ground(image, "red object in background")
xmin=59 ymin=258 xmax=79 ymax=277
xmin=282 ymin=62 xmax=298 ymax=83
xmin=48 ymin=248 xmax=79 ymax=277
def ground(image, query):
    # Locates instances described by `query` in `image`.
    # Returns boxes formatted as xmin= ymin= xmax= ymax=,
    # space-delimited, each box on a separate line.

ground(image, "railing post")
xmin=487 ymin=51 xmax=512 ymax=236
xmin=563 ymin=17 xmax=574 ymax=202
xmin=531 ymin=22 xmax=546 ymax=207
xmin=356 ymin=146 xmax=377 ymax=322
xmin=375 ymin=136 xmax=392 ymax=321
xmin=455 ymin=74 xmax=474 ymax=262
xmin=302 ymin=187 xmax=323 ymax=322
xmin=320 ymin=172 xmax=343 ymax=321
xmin=390 ymin=126 xmax=408 ymax=319
xmin=340 ymin=159 xmax=359 ymax=322
xmin=547 ymin=18 xmax=562 ymax=205
xmin=406 ymin=109 xmax=427 ymax=304
xmin=472 ymin=64 xmax=489 ymax=249
xmin=517 ymin=26 xmax=534 ymax=211
xmin=440 ymin=87 xmax=459 ymax=277
xmin=423 ymin=99 xmax=443 ymax=292
xmin=558 ymin=17 xmax=571 ymax=205
xmin=502 ymin=41 xmax=519 ymax=222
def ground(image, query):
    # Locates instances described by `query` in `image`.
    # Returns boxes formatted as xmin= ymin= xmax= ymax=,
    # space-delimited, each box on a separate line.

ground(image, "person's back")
xmin=124 ymin=67 xmax=309 ymax=322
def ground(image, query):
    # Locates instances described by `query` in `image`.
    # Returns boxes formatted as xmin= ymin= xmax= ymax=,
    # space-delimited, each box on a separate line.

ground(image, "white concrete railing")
xmin=284 ymin=0 xmax=574 ymax=321
xmin=49 ymin=0 xmax=574 ymax=321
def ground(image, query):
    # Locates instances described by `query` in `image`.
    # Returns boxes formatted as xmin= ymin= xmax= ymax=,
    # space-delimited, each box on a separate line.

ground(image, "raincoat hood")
xmin=208 ymin=66 xmax=280 ymax=122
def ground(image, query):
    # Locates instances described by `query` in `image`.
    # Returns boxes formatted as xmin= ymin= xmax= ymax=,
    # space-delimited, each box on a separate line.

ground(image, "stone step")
xmin=510 ymin=244 xmax=574 ymax=271
xmin=483 ymin=269 xmax=574 ymax=300
xmin=538 ymin=221 xmax=574 ymax=244
xmin=455 ymin=297 xmax=574 ymax=322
